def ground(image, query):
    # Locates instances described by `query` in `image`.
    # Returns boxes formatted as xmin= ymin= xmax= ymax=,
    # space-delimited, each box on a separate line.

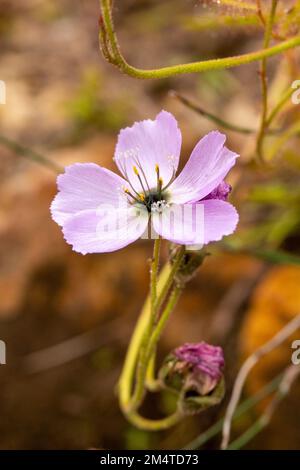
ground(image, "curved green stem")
xmin=129 ymin=285 xmax=183 ymax=407
xmin=146 ymin=349 xmax=161 ymax=392
xmin=118 ymin=246 xmax=185 ymax=414
xmin=128 ymin=239 xmax=162 ymax=409
xmin=128 ymin=263 xmax=184 ymax=412
xmin=146 ymin=286 xmax=182 ymax=366
xmin=99 ymin=0 xmax=300 ymax=80
xmin=118 ymin=263 xmax=171 ymax=412
xmin=125 ymin=410 xmax=182 ymax=431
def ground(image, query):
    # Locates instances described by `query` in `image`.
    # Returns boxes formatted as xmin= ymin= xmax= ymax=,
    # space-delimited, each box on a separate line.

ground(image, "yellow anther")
xmin=155 ymin=164 xmax=159 ymax=174
xmin=139 ymin=193 xmax=145 ymax=202
xmin=133 ymin=166 xmax=139 ymax=176
xmin=159 ymin=177 xmax=163 ymax=187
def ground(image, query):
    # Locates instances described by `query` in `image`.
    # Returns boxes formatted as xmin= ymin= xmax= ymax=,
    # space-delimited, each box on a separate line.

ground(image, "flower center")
xmin=123 ymin=164 xmax=171 ymax=213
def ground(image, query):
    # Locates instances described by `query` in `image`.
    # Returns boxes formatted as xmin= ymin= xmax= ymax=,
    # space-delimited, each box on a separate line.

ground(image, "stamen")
xmin=120 ymin=166 xmax=141 ymax=197
xmin=133 ymin=165 xmax=147 ymax=196
xmin=158 ymin=177 xmax=163 ymax=198
xmin=155 ymin=164 xmax=162 ymax=197
xmin=124 ymin=187 xmax=143 ymax=204
xmin=162 ymin=167 xmax=176 ymax=192
xmin=116 ymin=149 xmax=151 ymax=196
xmin=132 ymin=157 xmax=151 ymax=192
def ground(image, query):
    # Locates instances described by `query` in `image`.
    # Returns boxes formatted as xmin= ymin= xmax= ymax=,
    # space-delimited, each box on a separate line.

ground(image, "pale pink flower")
xmin=51 ymin=111 xmax=239 ymax=254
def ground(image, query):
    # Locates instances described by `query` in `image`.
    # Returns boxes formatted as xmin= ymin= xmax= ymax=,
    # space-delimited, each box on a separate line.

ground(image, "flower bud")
xmin=204 ymin=181 xmax=232 ymax=201
xmin=159 ymin=342 xmax=225 ymax=415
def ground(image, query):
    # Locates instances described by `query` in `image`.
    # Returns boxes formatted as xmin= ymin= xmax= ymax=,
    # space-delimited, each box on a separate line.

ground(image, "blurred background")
xmin=0 ymin=0 xmax=300 ymax=449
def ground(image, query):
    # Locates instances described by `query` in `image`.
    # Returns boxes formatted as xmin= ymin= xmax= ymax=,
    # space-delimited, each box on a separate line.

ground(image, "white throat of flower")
xmin=151 ymin=200 xmax=169 ymax=213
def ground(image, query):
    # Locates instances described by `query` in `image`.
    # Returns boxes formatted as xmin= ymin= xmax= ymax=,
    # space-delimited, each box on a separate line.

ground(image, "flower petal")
xmin=51 ymin=163 xmax=127 ymax=226
xmin=168 ymin=131 xmax=238 ymax=204
xmin=152 ymin=204 xmax=205 ymax=245
xmin=152 ymin=199 xmax=238 ymax=246
xmin=201 ymin=199 xmax=239 ymax=244
xmin=114 ymin=110 xmax=182 ymax=192
xmin=62 ymin=206 xmax=149 ymax=254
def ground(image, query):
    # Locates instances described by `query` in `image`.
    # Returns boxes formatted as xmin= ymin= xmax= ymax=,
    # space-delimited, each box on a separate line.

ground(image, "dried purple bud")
xmin=159 ymin=342 xmax=225 ymax=415
xmin=204 ymin=181 xmax=232 ymax=201
xmin=174 ymin=342 xmax=224 ymax=394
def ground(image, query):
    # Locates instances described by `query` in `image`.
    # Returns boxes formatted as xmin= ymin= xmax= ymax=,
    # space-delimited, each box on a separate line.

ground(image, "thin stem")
xmin=145 ymin=348 xmax=161 ymax=392
xmin=256 ymin=0 xmax=278 ymax=161
xmin=129 ymin=238 xmax=162 ymax=408
xmin=268 ymin=120 xmax=300 ymax=160
xmin=99 ymin=0 xmax=300 ymax=80
xmin=98 ymin=14 xmax=115 ymax=63
xmin=0 ymin=134 xmax=62 ymax=174
xmin=155 ymin=246 xmax=185 ymax=313
xmin=256 ymin=0 xmax=265 ymax=25
xmin=227 ymin=417 xmax=265 ymax=450
xmin=221 ymin=315 xmax=300 ymax=449
xmin=172 ymin=91 xmax=253 ymax=134
xmin=145 ymin=246 xmax=186 ymax=393
xmin=228 ymin=366 xmax=300 ymax=450
xmin=184 ymin=371 xmax=284 ymax=449
xmin=128 ymin=279 xmax=183 ymax=412
xmin=146 ymin=286 xmax=182 ymax=365
xmin=171 ymin=91 xmax=278 ymax=135
xmin=265 ymin=86 xmax=295 ymax=128
xmin=151 ymin=238 xmax=161 ymax=320
xmin=119 ymin=247 xmax=185 ymax=414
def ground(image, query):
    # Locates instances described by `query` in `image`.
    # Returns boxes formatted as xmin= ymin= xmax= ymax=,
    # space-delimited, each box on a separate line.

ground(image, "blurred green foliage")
xmin=65 ymin=69 xmax=130 ymax=140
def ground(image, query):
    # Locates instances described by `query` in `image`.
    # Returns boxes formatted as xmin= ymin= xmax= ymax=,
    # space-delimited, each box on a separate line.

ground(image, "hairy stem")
xmin=128 ymin=265 xmax=183 ymax=412
xmin=118 ymin=263 xmax=171 ymax=412
xmin=119 ymin=247 xmax=185 ymax=416
xmin=155 ymin=246 xmax=185 ymax=313
xmin=129 ymin=239 xmax=162 ymax=409
xmin=99 ymin=0 xmax=300 ymax=80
